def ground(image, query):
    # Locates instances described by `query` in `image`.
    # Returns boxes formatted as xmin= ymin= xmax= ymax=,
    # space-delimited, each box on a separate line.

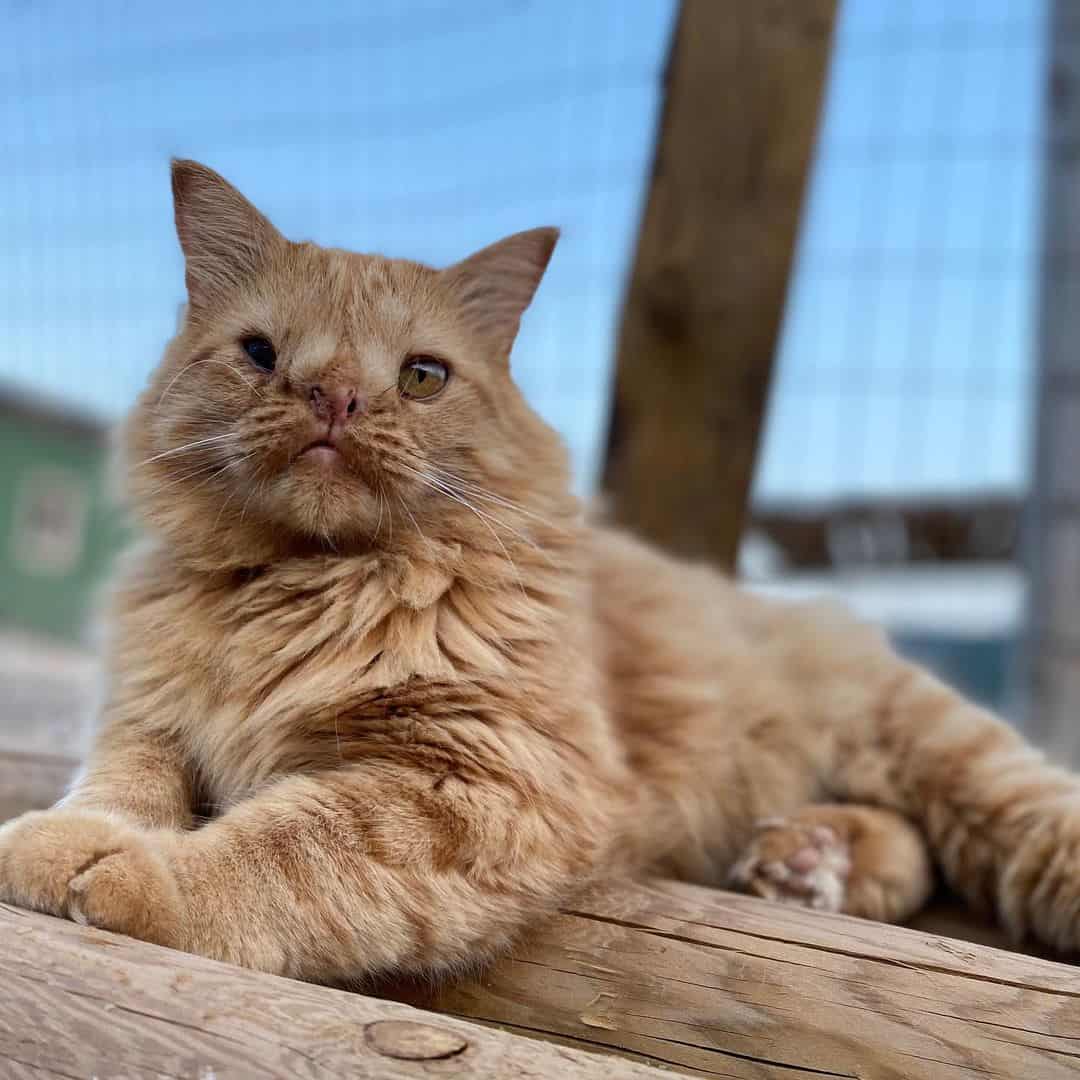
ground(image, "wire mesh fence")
xmin=0 ymin=0 xmax=1053 ymax=721
xmin=745 ymin=0 xmax=1046 ymax=716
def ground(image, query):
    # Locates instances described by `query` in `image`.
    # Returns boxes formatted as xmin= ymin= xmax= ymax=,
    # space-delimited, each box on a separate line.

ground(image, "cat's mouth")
xmin=298 ymin=439 xmax=343 ymax=467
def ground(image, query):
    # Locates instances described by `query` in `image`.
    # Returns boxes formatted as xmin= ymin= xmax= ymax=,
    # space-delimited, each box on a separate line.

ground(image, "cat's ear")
xmin=171 ymin=159 xmax=284 ymax=310
xmin=443 ymin=228 xmax=559 ymax=358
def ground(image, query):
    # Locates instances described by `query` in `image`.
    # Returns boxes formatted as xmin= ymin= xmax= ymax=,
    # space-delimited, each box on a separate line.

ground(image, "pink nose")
xmin=309 ymin=384 xmax=362 ymax=425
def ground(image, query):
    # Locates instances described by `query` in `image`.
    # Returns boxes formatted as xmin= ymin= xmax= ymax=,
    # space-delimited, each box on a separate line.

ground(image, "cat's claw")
xmin=728 ymin=818 xmax=851 ymax=913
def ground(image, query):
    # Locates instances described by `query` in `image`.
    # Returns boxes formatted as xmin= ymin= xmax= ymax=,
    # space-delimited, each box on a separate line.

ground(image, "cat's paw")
xmin=0 ymin=810 xmax=184 ymax=946
xmin=728 ymin=817 xmax=851 ymax=913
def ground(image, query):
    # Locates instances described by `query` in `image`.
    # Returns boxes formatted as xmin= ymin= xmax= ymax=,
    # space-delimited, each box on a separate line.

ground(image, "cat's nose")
xmin=309 ymin=384 xmax=364 ymax=425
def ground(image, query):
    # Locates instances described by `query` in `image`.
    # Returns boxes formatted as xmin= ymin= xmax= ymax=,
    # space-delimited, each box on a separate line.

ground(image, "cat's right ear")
xmin=171 ymin=159 xmax=283 ymax=310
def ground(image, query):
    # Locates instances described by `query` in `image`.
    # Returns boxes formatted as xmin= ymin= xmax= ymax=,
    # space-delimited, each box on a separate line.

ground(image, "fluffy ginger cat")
xmin=0 ymin=160 xmax=1076 ymax=982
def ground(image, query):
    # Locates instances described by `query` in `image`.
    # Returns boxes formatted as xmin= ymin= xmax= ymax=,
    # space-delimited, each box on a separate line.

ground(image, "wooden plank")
xmin=603 ymin=0 xmax=837 ymax=569
xmin=411 ymin=879 xmax=1080 ymax=1079
xmin=0 ymin=903 xmax=667 ymax=1080
xmin=0 ymin=751 xmax=75 ymax=823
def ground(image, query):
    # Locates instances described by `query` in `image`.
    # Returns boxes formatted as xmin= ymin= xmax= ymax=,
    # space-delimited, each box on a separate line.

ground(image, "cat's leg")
xmin=0 ymin=718 xmax=195 ymax=929
xmin=728 ymin=804 xmax=933 ymax=922
xmin=821 ymin=633 xmax=1080 ymax=951
xmin=0 ymin=763 xmax=607 ymax=978
xmin=54 ymin=719 xmax=195 ymax=829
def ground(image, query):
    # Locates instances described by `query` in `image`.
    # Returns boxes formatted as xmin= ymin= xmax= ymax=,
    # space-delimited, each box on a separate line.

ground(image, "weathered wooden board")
xmin=413 ymin=879 xmax=1080 ymax=1079
xmin=0 ymin=903 xmax=667 ymax=1080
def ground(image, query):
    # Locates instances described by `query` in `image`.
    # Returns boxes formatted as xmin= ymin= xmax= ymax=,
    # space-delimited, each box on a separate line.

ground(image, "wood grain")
xmin=416 ymin=879 xmax=1080 ymax=1079
xmin=0 ymin=902 xmax=668 ymax=1080
xmin=603 ymin=0 xmax=837 ymax=568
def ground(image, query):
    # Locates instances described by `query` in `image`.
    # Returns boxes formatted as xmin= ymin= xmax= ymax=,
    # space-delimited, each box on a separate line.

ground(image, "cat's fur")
xmin=1 ymin=160 xmax=1078 ymax=980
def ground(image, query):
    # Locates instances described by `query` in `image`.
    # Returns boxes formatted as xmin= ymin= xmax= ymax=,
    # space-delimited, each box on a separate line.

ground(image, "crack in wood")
xmin=461 ymin=1015 xmax=746 ymax=1078
xmin=564 ymin=907 xmax=1080 ymax=1000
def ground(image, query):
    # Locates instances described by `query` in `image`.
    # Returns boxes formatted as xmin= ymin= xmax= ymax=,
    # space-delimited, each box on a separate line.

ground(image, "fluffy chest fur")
xmin=107 ymin=542 xmax=604 ymax=811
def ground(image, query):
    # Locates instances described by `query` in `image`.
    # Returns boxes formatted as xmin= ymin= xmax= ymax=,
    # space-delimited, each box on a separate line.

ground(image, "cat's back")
xmin=586 ymin=524 xmax=878 ymax=744
xmin=587 ymin=524 xmax=759 ymax=670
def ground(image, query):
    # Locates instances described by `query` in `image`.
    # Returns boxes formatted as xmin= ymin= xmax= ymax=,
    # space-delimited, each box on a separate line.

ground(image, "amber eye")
xmin=398 ymin=356 xmax=449 ymax=400
xmin=241 ymin=335 xmax=276 ymax=373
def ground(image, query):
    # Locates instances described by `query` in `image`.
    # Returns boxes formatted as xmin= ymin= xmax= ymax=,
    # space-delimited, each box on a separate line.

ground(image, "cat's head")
xmin=124 ymin=160 xmax=573 ymax=570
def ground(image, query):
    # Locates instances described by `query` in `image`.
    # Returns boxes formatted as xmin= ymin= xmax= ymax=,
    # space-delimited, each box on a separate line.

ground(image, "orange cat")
xmin=0 ymin=160 xmax=1074 ymax=980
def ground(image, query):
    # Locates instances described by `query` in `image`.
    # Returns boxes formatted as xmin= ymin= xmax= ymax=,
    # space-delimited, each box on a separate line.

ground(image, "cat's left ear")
xmin=443 ymin=228 xmax=559 ymax=359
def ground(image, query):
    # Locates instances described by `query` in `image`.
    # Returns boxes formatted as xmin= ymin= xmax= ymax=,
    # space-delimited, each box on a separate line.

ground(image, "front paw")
xmin=0 ymin=810 xmax=184 ymax=947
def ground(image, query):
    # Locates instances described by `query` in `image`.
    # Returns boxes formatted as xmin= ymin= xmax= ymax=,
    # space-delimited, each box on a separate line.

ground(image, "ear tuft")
xmin=170 ymin=159 xmax=282 ymax=309
xmin=443 ymin=227 xmax=559 ymax=358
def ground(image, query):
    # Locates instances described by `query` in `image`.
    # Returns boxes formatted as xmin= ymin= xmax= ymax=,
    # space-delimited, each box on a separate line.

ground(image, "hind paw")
xmin=729 ymin=817 xmax=851 ymax=913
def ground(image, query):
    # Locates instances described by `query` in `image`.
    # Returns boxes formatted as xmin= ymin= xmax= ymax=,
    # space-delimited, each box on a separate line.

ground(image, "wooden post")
xmin=603 ymin=0 xmax=836 ymax=568
xmin=1021 ymin=2 xmax=1080 ymax=761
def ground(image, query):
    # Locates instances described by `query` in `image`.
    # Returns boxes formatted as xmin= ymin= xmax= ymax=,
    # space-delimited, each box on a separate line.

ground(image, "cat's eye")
xmin=398 ymin=356 xmax=449 ymax=400
xmin=241 ymin=335 xmax=276 ymax=373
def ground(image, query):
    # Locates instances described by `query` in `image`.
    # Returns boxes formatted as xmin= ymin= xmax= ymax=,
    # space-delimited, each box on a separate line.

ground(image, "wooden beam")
xmin=417 ymin=879 xmax=1080 ymax=1079
xmin=603 ymin=0 xmax=837 ymax=568
xmin=2 ymin=751 xmax=1077 ymax=1077
xmin=0 ymin=903 xmax=666 ymax=1080
xmin=2 ymin=879 xmax=1077 ymax=1080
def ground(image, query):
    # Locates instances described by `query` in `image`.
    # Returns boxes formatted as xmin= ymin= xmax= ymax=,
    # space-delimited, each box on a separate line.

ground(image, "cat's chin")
xmin=251 ymin=466 xmax=380 ymax=548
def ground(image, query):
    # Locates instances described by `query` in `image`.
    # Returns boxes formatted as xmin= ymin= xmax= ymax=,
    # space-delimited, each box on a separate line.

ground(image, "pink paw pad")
xmin=729 ymin=819 xmax=851 ymax=913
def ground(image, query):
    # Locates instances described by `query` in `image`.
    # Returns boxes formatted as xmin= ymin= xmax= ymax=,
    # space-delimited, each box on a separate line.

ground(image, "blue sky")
xmin=0 ymin=0 xmax=1046 ymax=503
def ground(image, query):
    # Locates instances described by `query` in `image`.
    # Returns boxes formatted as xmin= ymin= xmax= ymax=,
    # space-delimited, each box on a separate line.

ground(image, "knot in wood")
xmin=364 ymin=1019 xmax=468 ymax=1061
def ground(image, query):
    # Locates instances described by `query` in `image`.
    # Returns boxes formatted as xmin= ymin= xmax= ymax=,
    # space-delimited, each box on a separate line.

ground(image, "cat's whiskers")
xmin=136 ymin=431 xmax=241 ymax=468
xmin=157 ymin=358 xmax=264 ymax=405
xmin=142 ymin=451 xmax=254 ymax=501
xmin=372 ymin=481 xmax=386 ymax=547
xmin=142 ymin=457 xmax=236 ymax=497
xmin=395 ymin=492 xmax=431 ymax=550
xmin=238 ymin=470 xmax=267 ymax=526
xmin=430 ymin=466 xmax=568 ymax=536
xmin=394 ymin=463 xmax=530 ymax=597
xmin=406 ymin=465 xmax=557 ymax=569
xmin=212 ymin=482 xmax=243 ymax=532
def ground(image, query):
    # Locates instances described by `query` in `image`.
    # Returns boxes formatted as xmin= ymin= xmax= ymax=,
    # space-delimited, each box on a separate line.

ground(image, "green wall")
xmin=0 ymin=409 xmax=127 ymax=642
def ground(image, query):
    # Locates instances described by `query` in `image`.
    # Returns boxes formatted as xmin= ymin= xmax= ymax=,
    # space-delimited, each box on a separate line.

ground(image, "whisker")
xmin=140 ymin=452 xmax=254 ymax=500
xmin=429 ymin=466 xmax=569 ymax=535
xmin=372 ymin=481 xmax=386 ymax=546
xmin=136 ymin=431 xmax=241 ymax=468
xmin=416 ymin=470 xmax=555 ymax=565
xmin=211 ymin=482 xmax=243 ymax=532
xmin=238 ymin=471 xmax=266 ymax=525
xmin=157 ymin=358 xmax=264 ymax=404
xmin=394 ymin=464 xmax=531 ymax=596
xmin=396 ymin=492 xmax=431 ymax=550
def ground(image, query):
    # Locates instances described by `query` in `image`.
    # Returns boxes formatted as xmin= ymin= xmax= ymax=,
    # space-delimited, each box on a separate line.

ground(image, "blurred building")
xmin=0 ymin=388 xmax=123 ymax=643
